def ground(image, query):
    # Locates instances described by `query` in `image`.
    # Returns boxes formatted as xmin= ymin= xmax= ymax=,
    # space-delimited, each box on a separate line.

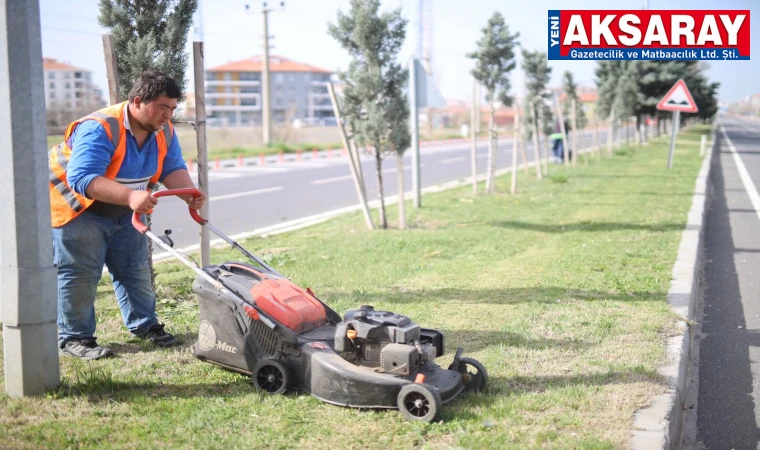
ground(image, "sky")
xmin=39 ymin=0 xmax=758 ymax=104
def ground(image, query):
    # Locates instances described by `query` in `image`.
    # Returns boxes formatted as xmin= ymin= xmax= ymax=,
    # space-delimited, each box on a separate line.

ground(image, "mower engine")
xmin=334 ymin=305 xmax=441 ymax=376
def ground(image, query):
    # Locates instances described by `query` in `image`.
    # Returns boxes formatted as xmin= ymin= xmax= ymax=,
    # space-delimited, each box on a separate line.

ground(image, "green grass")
xmin=9 ymin=126 xmax=709 ymax=449
xmin=198 ymin=141 xmax=344 ymax=160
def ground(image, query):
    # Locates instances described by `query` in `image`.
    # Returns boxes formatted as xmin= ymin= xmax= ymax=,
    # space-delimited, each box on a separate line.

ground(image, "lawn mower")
xmin=134 ymin=188 xmax=488 ymax=422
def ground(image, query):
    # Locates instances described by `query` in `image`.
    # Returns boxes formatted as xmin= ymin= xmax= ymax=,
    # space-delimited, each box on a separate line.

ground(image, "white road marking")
xmin=311 ymin=164 xmax=424 ymax=185
xmin=210 ymin=187 xmax=284 ymax=202
xmin=441 ymin=156 xmax=467 ymax=164
xmin=189 ymin=171 xmax=244 ymax=179
xmin=721 ymin=125 xmax=760 ymax=225
xmin=311 ymin=175 xmax=353 ymax=185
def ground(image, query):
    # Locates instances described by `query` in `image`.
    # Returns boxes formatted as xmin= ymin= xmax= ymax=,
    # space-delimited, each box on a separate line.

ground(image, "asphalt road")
xmin=693 ymin=116 xmax=760 ymax=449
xmin=149 ymin=125 xmax=628 ymax=251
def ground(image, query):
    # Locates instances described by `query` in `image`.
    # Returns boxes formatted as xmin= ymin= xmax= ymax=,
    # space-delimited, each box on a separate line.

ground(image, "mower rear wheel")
xmin=458 ymin=357 xmax=488 ymax=392
xmin=397 ymin=384 xmax=442 ymax=423
xmin=252 ymin=360 xmax=289 ymax=394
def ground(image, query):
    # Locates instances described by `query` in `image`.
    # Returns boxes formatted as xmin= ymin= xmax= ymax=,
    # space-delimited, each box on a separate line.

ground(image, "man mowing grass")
xmin=48 ymin=71 xmax=205 ymax=360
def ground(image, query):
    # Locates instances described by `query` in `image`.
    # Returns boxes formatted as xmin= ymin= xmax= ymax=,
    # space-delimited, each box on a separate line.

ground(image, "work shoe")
xmin=60 ymin=338 xmax=114 ymax=360
xmin=141 ymin=323 xmax=180 ymax=348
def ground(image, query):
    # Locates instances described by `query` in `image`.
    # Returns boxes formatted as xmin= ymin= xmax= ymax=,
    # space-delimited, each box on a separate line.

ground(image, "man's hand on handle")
xmin=128 ymin=190 xmax=158 ymax=214
xmin=128 ymin=189 xmax=205 ymax=214
xmin=179 ymin=191 xmax=206 ymax=210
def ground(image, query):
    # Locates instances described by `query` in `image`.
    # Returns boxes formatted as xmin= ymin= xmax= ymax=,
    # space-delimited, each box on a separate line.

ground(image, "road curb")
xmin=630 ymin=121 xmax=717 ymax=449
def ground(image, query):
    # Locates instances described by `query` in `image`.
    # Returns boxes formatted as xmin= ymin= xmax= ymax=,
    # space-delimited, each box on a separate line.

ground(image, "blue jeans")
xmin=53 ymin=210 xmax=159 ymax=347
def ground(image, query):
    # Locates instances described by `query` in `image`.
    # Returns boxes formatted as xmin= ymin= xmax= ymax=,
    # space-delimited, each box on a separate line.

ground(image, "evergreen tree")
xmin=98 ymin=0 xmax=197 ymax=100
xmin=467 ymin=12 xmax=519 ymax=194
xmin=328 ymin=0 xmax=410 ymax=229
xmin=521 ymin=49 xmax=552 ymax=137
xmin=562 ymin=71 xmax=587 ymax=130
xmin=595 ymin=60 xmax=637 ymax=121
xmin=98 ymin=0 xmax=197 ymax=287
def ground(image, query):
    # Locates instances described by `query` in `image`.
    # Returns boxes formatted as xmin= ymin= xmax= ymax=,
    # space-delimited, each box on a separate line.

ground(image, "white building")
xmin=43 ymin=58 xmax=106 ymax=126
xmin=205 ymin=55 xmax=334 ymax=127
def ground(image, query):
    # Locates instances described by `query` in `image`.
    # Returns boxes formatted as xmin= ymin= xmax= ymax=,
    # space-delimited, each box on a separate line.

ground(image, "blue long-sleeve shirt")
xmin=66 ymin=116 xmax=187 ymax=199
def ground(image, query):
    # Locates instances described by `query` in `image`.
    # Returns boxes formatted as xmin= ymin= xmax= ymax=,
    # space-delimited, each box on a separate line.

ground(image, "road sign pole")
xmin=656 ymin=79 xmax=697 ymax=170
xmin=667 ymin=110 xmax=680 ymax=170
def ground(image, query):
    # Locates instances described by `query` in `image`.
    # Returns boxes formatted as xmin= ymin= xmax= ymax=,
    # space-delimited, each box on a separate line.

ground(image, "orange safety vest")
xmin=48 ymin=102 xmax=173 ymax=228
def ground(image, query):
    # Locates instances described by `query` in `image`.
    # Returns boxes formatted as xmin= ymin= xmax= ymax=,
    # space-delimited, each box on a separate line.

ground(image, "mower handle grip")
xmin=132 ymin=188 xmax=208 ymax=234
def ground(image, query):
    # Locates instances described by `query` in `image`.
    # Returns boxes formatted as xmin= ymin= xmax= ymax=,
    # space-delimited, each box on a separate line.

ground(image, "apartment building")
xmin=43 ymin=58 xmax=106 ymax=126
xmin=206 ymin=55 xmax=334 ymax=127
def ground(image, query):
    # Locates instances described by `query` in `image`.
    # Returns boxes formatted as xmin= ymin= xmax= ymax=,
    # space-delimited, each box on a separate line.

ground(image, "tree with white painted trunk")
xmin=467 ymin=12 xmax=519 ymax=194
xmin=328 ymin=0 xmax=410 ymax=229
xmin=521 ymin=48 xmax=551 ymax=176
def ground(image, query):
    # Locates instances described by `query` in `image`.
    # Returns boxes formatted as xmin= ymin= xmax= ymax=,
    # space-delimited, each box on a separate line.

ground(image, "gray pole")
xmin=0 ymin=0 xmax=60 ymax=396
xmin=409 ymin=58 xmax=421 ymax=208
xmin=193 ymin=42 xmax=210 ymax=268
xmin=470 ymin=77 xmax=477 ymax=194
xmin=667 ymin=110 xmax=680 ymax=169
xmin=262 ymin=8 xmax=271 ymax=146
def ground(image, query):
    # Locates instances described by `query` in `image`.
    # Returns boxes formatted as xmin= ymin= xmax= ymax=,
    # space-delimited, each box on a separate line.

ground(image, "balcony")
xmin=206 ymin=105 xmax=261 ymax=112
xmin=205 ymin=93 xmax=261 ymax=99
xmin=205 ymin=80 xmax=261 ymax=87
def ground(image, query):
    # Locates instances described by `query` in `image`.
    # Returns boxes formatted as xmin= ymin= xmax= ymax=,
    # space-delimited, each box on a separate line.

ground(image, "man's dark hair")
xmin=127 ymin=70 xmax=182 ymax=103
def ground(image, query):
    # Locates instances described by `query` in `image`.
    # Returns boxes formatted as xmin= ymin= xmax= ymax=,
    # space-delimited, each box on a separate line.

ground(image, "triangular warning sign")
xmin=656 ymin=79 xmax=698 ymax=113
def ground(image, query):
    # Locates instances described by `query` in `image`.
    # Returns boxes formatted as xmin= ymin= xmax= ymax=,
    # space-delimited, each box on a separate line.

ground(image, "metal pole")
xmin=1 ymin=0 xmax=60 ymax=396
xmin=193 ymin=42 xmax=210 ymax=268
xmin=262 ymin=9 xmax=271 ymax=145
xmin=410 ymin=58 xmax=421 ymax=208
xmin=667 ymin=110 xmax=680 ymax=169
xmin=470 ymin=77 xmax=477 ymax=194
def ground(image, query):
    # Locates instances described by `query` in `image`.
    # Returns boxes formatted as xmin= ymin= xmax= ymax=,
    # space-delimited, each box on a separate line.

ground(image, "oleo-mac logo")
xmin=198 ymin=320 xmax=238 ymax=354
xmin=548 ymin=10 xmax=750 ymax=60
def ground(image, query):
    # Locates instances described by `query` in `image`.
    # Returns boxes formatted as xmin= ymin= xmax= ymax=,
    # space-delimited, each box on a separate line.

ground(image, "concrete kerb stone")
xmin=630 ymin=121 xmax=717 ymax=450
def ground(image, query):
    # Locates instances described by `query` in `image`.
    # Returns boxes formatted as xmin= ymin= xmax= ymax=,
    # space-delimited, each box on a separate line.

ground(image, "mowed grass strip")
xmin=5 ymin=125 xmax=708 ymax=449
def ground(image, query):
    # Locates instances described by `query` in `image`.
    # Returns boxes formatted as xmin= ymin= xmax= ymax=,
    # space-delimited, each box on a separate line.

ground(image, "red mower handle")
xmin=132 ymin=188 xmax=208 ymax=233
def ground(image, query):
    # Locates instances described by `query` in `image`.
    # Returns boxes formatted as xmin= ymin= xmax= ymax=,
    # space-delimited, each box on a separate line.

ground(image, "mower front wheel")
xmin=397 ymin=384 xmax=442 ymax=423
xmin=252 ymin=360 xmax=289 ymax=394
xmin=458 ymin=357 xmax=488 ymax=392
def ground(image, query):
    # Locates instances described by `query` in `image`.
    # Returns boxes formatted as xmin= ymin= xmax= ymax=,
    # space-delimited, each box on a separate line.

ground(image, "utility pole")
xmin=418 ymin=0 xmax=433 ymax=138
xmin=246 ymin=2 xmax=284 ymax=146
xmin=1 ymin=0 xmax=60 ymax=396
xmin=262 ymin=8 xmax=271 ymax=145
xmin=194 ymin=0 xmax=204 ymax=42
